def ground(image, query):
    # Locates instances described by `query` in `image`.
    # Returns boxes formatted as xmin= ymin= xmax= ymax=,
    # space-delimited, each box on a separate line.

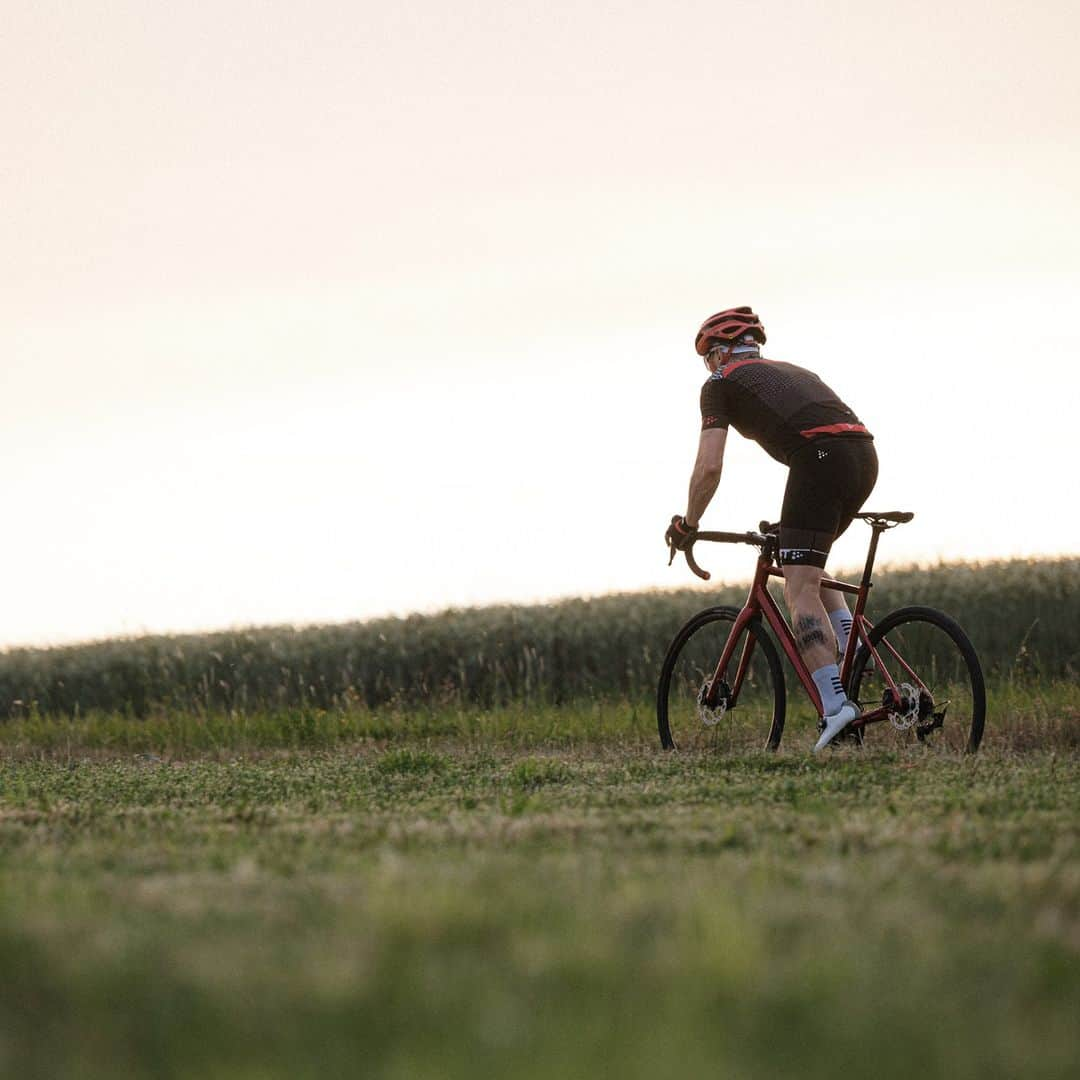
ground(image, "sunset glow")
xmin=4 ymin=1 xmax=1078 ymax=647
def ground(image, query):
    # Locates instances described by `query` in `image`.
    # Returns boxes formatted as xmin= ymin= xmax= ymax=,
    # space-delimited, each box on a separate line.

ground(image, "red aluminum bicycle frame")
xmin=706 ymin=524 xmax=910 ymax=729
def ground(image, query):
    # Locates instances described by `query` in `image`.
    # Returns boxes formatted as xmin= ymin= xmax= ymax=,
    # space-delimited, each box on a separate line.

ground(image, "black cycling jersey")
xmin=700 ymin=358 xmax=872 ymax=465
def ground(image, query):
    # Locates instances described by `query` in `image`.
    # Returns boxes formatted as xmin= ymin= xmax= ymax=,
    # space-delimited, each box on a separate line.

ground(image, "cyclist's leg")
xmin=779 ymin=443 xmax=854 ymax=725
xmin=781 ymin=562 xmax=836 ymax=672
xmin=816 ymin=440 xmax=878 ymax=648
xmin=782 ymin=558 xmax=854 ymax=739
xmin=821 ymin=586 xmax=848 ymax=614
xmin=821 ymin=585 xmax=853 ymax=657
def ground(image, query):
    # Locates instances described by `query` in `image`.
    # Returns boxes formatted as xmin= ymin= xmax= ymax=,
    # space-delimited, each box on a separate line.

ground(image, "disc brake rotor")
xmin=887 ymin=682 xmax=929 ymax=731
xmin=697 ymin=679 xmax=728 ymax=727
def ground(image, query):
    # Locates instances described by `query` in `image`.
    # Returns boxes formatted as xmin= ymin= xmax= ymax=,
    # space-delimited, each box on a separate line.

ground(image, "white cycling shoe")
xmin=813 ymin=700 xmax=861 ymax=753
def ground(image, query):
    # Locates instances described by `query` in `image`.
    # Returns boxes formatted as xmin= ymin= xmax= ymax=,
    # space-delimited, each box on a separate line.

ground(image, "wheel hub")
xmin=885 ymin=683 xmax=934 ymax=731
xmin=697 ymin=679 xmax=730 ymax=726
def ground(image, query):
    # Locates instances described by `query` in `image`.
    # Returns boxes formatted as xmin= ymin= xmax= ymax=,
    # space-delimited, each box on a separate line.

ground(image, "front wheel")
xmin=657 ymin=606 xmax=786 ymax=752
xmin=848 ymin=605 xmax=986 ymax=752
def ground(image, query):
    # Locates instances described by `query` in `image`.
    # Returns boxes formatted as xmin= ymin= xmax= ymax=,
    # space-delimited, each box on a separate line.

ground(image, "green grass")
xmin=1 ymin=694 xmax=1078 ymax=1078
xmin=0 ymin=679 xmax=1075 ymax=757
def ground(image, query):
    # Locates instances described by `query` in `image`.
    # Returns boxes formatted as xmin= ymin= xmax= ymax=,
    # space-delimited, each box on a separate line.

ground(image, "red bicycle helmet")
xmin=694 ymin=306 xmax=766 ymax=356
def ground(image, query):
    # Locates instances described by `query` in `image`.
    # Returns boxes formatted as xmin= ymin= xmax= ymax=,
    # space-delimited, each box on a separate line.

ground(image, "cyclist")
xmin=665 ymin=306 xmax=878 ymax=751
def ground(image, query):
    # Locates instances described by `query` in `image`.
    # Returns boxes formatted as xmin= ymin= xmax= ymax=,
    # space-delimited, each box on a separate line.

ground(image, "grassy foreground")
xmin=1 ymin=695 xmax=1078 ymax=1078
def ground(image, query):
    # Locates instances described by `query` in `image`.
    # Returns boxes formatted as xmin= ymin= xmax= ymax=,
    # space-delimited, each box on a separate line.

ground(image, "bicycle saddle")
xmin=855 ymin=511 xmax=914 ymax=524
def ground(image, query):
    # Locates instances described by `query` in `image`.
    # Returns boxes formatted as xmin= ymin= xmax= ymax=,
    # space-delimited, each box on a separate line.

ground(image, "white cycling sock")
xmin=829 ymin=608 xmax=853 ymax=654
xmin=812 ymin=664 xmax=846 ymax=716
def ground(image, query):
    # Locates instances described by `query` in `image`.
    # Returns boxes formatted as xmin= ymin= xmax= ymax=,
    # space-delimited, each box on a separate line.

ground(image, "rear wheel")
xmin=848 ymin=606 xmax=986 ymax=752
xmin=657 ymin=606 xmax=786 ymax=752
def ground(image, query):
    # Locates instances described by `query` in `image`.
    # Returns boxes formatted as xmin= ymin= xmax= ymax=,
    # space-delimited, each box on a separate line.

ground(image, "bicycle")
xmin=657 ymin=512 xmax=986 ymax=753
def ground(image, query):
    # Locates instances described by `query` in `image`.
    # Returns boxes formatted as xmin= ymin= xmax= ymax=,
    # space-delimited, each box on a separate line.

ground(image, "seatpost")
xmin=860 ymin=524 xmax=886 ymax=591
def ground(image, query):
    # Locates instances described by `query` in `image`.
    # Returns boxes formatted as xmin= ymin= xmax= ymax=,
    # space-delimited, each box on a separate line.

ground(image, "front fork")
xmin=705 ymin=613 xmax=762 ymax=710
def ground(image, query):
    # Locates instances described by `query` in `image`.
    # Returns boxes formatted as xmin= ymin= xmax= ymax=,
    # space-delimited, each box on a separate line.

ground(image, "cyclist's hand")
xmin=665 ymin=515 xmax=697 ymax=552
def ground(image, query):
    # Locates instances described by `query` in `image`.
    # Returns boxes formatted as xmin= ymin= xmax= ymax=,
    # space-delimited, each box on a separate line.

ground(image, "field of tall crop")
xmin=1 ymin=558 xmax=1077 ymax=718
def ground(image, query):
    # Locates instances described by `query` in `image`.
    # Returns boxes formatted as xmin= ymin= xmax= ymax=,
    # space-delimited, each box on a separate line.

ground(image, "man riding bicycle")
xmin=665 ymin=306 xmax=878 ymax=752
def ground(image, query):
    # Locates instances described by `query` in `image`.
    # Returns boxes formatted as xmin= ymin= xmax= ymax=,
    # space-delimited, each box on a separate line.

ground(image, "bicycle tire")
xmin=847 ymin=605 xmax=986 ymax=753
xmin=657 ymin=606 xmax=786 ymax=752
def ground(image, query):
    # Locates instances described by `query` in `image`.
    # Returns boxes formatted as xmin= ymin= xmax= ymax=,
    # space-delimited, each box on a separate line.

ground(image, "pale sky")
xmin=3 ymin=1 xmax=1079 ymax=647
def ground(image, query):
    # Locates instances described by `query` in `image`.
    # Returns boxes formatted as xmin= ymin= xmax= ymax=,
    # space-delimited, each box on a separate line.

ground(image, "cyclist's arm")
xmin=685 ymin=428 xmax=727 ymax=526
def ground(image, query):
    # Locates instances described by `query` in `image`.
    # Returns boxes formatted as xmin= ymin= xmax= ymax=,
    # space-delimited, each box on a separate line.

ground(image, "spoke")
xmin=850 ymin=611 xmax=983 ymax=752
xmin=660 ymin=612 xmax=783 ymax=752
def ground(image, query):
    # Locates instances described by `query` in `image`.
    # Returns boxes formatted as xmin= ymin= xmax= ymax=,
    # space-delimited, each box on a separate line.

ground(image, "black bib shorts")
xmin=778 ymin=437 xmax=879 ymax=569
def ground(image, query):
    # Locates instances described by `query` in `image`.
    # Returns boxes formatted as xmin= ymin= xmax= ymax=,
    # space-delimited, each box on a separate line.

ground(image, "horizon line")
xmin=3 ymin=550 xmax=1076 ymax=656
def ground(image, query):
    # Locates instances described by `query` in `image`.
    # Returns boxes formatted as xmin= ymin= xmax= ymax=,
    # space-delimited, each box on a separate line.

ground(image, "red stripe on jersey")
xmin=718 ymin=358 xmax=770 ymax=377
xmin=799 ymin=423 xmax=871 ymax=438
